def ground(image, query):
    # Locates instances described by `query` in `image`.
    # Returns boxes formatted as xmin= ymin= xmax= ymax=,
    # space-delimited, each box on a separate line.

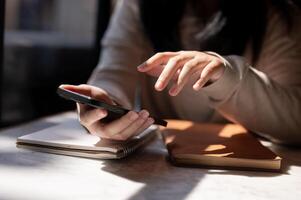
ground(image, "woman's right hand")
xmin=59 ymin=84 xmax=154 ymax=141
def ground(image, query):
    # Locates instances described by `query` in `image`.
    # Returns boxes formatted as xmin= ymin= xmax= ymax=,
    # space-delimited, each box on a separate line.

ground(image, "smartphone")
xmin=57 ymin=87 xmax=167 ymax=127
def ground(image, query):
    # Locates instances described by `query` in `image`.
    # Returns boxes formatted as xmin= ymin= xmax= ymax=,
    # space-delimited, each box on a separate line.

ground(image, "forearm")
xmin=87 ymin=0 xmax=152 ymax=109
xmin=202 ymin=56 xmax=301 ymax=145
xmin=88 ymin=43 xmax=143 ymax=109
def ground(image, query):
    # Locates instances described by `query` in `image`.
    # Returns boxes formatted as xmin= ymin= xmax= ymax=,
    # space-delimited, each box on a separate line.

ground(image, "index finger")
xmin=137 ymin=52 xmax=179 ymax=72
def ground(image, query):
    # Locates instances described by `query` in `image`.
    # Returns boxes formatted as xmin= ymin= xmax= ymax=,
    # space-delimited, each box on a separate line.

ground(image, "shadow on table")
xmin=100 ymin=137 xmax=296 ymax=200
xmin=0 ymin=121 xmax=57 ymax=138
xmin=0 ymin=114 xmax=78 ymax=168
xmin=0 ymin=151 xmax=55 ymax=167
xmin=0 ymin=121 xmax=58 ymax=168
xmin=169 ymin=143 xmax=301 ymax=176
xmin=100 ymin=139 xmax=205 ymax=200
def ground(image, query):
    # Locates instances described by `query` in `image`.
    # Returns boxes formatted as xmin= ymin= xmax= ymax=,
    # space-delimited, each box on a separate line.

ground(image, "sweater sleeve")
xmin=88 ymin=0 xmax=152 ymax=109
xmin=202 ymin=11 xmax=301 ymax=145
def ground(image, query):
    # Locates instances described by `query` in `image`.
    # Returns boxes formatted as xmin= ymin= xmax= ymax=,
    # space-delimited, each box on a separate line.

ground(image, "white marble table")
xmin=0 ymin=112 xmax=301 ymax=200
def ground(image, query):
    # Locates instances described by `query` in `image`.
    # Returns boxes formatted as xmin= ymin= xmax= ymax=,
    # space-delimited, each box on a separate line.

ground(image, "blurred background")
xmin=1 ymin=0 xmax=113 ymax=126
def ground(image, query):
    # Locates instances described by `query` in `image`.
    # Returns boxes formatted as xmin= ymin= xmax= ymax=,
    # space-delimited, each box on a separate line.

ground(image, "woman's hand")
xmin=59 ymin=84 xmax=154 ymax=141
xmin=137 ymin=51 xmax=225 ymax=96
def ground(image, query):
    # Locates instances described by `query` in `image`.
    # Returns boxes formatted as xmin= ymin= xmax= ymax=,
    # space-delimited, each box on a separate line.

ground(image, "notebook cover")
xmin=161 ymin=120 xmax=281 ymax=171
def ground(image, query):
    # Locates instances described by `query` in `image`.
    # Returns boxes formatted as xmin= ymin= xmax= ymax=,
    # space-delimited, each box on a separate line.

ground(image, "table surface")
xmin=0 ymin=112 xmax=301 ymax=200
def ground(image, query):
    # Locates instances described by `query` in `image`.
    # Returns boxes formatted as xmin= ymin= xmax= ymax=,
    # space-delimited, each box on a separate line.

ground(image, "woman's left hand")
xmin=137 ymin=51 xmax=225 ymax=96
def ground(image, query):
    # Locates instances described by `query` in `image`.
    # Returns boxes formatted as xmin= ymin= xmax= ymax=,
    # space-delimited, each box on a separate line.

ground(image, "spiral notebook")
xmin=16 ymin=120 xmax=158 ymax=159
xmin=162 ymin=120 xmax=281 ymax=171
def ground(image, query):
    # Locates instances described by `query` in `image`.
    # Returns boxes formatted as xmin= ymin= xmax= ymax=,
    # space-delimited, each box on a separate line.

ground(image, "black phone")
xmin=57 ymin=87 xmax=167 ymax=127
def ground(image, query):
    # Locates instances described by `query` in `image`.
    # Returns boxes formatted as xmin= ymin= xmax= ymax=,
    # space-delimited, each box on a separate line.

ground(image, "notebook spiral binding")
xmin=122 ymin=146 xmax=135 ymax=157
xmin=120 ymin=129 xmax=158 ymax=158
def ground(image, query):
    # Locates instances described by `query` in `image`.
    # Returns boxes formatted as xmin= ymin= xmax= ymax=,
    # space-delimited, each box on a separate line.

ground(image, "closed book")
xmin=162 ymin=120 xmax=281 ymax=171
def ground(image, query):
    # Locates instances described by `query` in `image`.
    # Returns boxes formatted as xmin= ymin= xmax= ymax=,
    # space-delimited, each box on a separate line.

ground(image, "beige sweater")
xmin=88 ymin=0 xmax=301 ymax=145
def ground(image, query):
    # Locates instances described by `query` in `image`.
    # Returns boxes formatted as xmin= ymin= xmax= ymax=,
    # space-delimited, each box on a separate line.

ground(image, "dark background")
xmin=1 ymin=0 xmax=112 ymax=126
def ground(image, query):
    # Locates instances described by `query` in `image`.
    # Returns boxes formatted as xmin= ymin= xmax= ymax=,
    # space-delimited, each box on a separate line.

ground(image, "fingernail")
xmin=169 ymin=87 xmax=178 ymax=96
xmin=139 ymin=110 xmax=149 ymax=119
xmin=148 ymin=117 xmax=154 ymax=124
xmin=129 ymin=111 xmax=138 ymax=121
xmin=193 ymin=84 xmax=201 ymax=91
xmin=155 ymin=81 xmax=163 ymax=91
xmin=137 ymin=62 xmax=146 ymax=70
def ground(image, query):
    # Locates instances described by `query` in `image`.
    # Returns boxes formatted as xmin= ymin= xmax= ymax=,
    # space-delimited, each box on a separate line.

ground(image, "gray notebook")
xmin=16 ymin=120 xmax=158 ymax=159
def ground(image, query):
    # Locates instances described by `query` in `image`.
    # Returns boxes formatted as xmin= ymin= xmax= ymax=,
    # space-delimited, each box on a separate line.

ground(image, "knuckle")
xmin=169 ymin=57 xmax=180 ymax=64
xmin=155 ymin=52 xmax=165 ymax=58
xmin=212 ymin=58 xmax=223 ymax=66
xmin=211 ymin=58 xmax=218 ymax=65
xmin=183 ymin=62 xmax=194 ymax=70
xmin=194 ymin=54 xmax=202 ymax=61
xmin=125 ymin=111 xmax=138 ymax=122
xmin=136 ymin=118 xmax=145 ymax=126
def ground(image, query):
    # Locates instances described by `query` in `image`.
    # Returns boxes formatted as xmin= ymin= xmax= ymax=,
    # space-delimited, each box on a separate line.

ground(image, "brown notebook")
xmin=161 ymin=120 xmax=281 ymax=171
